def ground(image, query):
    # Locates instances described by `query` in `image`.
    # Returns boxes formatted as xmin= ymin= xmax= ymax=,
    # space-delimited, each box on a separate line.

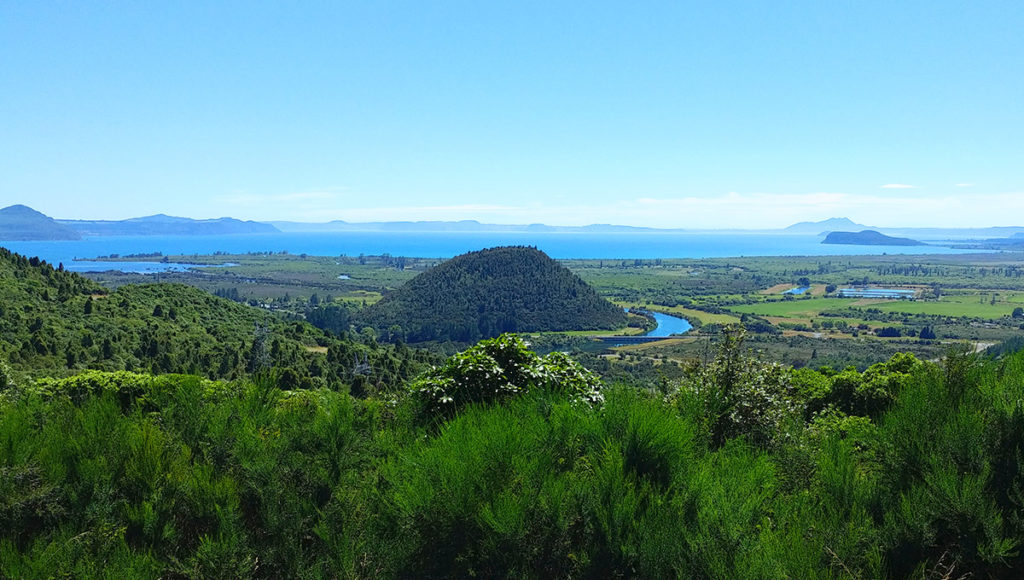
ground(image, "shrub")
xmin=672 ymin=325 xmax=802 ymax=449
xmin=409 ymin=334 xmax=603 ymax=419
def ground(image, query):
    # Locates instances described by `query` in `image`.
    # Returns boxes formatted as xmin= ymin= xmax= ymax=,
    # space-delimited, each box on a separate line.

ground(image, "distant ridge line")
xmin=3 ymin=204 xmax=1024 ymax=239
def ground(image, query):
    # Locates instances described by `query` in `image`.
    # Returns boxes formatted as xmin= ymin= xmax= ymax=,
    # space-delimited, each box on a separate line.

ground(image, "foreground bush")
xmin=2 ymin=342 xmax=1024 ymax=577
xmin=409 ymin=333 xmax=603 ymax=419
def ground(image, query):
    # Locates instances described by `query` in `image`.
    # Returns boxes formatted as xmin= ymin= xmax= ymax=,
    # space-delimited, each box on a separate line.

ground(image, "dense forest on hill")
xmin=359 ymin=246 xmax=627 ymax=343
xmin=2 ymin=332 xmax=1024 ymax=578
xmin=0 ymin=248 xmax=431 ymax=392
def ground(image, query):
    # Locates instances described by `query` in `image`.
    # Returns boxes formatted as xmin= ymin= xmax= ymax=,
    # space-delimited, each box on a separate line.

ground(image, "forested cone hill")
xmin=358 ymin=246 xmax=627 ymax=342
xmin=0 ymin=247 xmax=430 ymax=390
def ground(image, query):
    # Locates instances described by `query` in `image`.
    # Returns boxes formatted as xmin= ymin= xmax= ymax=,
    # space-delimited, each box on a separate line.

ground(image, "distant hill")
xmin=358 ymin=246 xmax=627 ymax=343
xmin=270 ymin=219 xmax=660 ymax=233
xmin=0 ymin=246 xmax=426 ymax=388
xmin=822 ymin=230 xmax=926 ymax=246
xmin=60 ymin=214 xmax=279 ymax=236
xmin=784 ymin=217 xmax=871 ymax=235
xmin=0 ymin=205 xmax=82 ymax=241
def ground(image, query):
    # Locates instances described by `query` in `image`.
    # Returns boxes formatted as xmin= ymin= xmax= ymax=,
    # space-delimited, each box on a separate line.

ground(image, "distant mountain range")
xmin=0 ymin=205 xmax=278 ymax=240
xmin=0 ymin=205 xmax=82 ymax=240
xmin=4 ymin=205 xmax=1024 ymax=242
xmin=58 ymin=214 xmax=278 ymax=236
xmin=270 ymin=220 xmax=662 ymax=233
xmin=783 ymin=218 xmax=1024 ymax=240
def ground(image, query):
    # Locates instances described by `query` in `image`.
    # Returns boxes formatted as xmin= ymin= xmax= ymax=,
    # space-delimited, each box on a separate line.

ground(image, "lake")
xmin=0 ymin=231 xmax=984 ymax=273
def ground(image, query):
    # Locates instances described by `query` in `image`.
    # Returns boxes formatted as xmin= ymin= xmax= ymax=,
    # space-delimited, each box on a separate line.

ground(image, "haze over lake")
xmin=1 ymin=231 xmax=983 ymax=273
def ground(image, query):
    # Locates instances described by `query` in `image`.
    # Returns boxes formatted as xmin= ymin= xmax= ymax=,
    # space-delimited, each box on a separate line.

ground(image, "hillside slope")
xmin=359 ymin=246 xmax=627 ymax=342
xmin=783 ymin=217 xmax=871 ymax=234
xmin=0 ymin=204 xmax=82 ymax=241
xmin=0 ymin=247 xmax=428 ymax=389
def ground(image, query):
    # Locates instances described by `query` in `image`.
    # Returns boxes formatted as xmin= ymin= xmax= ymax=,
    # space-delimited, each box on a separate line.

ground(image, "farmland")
xmin=81 ymin=250 xmax=1024 ymax=369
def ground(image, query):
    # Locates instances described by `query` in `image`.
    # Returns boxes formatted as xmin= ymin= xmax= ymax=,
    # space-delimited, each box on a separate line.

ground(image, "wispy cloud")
xmin=338 ymin=204 xmax=521 ymax=221
xmin=880 ymin=184 xmax=918 ymax=189
xmin=217 ymin=189 xmax=343 ymax=205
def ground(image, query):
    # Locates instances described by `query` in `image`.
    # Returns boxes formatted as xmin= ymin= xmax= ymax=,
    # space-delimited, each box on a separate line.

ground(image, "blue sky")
xmin=2 ymin=1 xmax=1022 ymax=228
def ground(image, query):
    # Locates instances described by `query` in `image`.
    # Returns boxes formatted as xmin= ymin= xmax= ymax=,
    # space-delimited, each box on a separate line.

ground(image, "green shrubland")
xmin=3 ymin=329 xmax=1024 ymax=578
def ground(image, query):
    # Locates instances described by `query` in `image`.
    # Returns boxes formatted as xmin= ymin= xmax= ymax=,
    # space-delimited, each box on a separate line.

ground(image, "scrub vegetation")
xmin=5 ymin=246 xmax=1024 ymax=578
xmin=4 ymin=329 xmax=1024 ymax=578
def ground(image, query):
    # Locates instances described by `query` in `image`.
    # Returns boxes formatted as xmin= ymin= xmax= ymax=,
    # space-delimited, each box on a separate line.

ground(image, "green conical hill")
xmin=359 ymin=246 xmax=627 ymax=343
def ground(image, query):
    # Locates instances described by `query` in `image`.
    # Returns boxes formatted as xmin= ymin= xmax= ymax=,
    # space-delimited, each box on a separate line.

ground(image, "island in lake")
xmin=822 ymin=230 xmax=926 ymax=246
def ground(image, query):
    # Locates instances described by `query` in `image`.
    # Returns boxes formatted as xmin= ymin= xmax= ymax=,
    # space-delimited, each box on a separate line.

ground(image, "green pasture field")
xmin=727 ymin=291 xmax=1024 ymax=321
xmin=868 ymin=293 xmax=1022 ymax=318
xmin=727 ymin=298 xmax=860 ymax=318
xmin=85 ymin=252 xmax=427 ymax=302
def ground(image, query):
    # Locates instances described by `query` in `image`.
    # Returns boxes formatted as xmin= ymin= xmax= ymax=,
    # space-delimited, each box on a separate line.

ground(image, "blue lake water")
xmin=783 ymin=286 xmax=812 ymax=295
xmin=0 ymin=231 xmax=985 ymax=273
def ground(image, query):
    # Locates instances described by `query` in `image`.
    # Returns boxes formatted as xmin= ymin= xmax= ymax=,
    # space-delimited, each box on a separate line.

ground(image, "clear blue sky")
xmin=2 ymin=1 xmax=1022 ymax=228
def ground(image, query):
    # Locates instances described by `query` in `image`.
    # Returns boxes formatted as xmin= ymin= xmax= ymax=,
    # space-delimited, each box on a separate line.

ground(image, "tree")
xmin=247 ymin=323 xmax=271 ymax=373
xmin=920 ymin=326 xmax=936 ymax=340
xmin=674 ymin=325 xmax=799 ymax=449
xmin=1013 ymin=307 xmax=1024 ymax=319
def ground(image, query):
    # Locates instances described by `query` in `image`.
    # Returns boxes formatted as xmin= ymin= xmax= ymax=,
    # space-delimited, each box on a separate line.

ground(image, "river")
xmin=600 ymin=309 xmax=692 ymax=344
xmin=643 ymin=310 xmax=693 ymax=337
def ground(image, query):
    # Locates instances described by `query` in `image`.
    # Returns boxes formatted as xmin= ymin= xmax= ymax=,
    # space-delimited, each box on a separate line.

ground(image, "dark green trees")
xmin=359 ymin=246 xmax=627 ymax=343
xmin=0 ymin=247 xmax=429 ymax=389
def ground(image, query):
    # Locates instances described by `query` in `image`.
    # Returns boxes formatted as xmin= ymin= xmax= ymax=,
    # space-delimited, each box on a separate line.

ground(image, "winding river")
xmin=642 ymin=310 xmax=693 ymax=337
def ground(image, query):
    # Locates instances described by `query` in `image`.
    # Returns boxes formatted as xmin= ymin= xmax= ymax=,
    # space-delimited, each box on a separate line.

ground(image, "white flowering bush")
xmin=0 ymin=360 xmax=13 ymax=391
xmin=410 ymin=334 xmax=603 ymax=418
